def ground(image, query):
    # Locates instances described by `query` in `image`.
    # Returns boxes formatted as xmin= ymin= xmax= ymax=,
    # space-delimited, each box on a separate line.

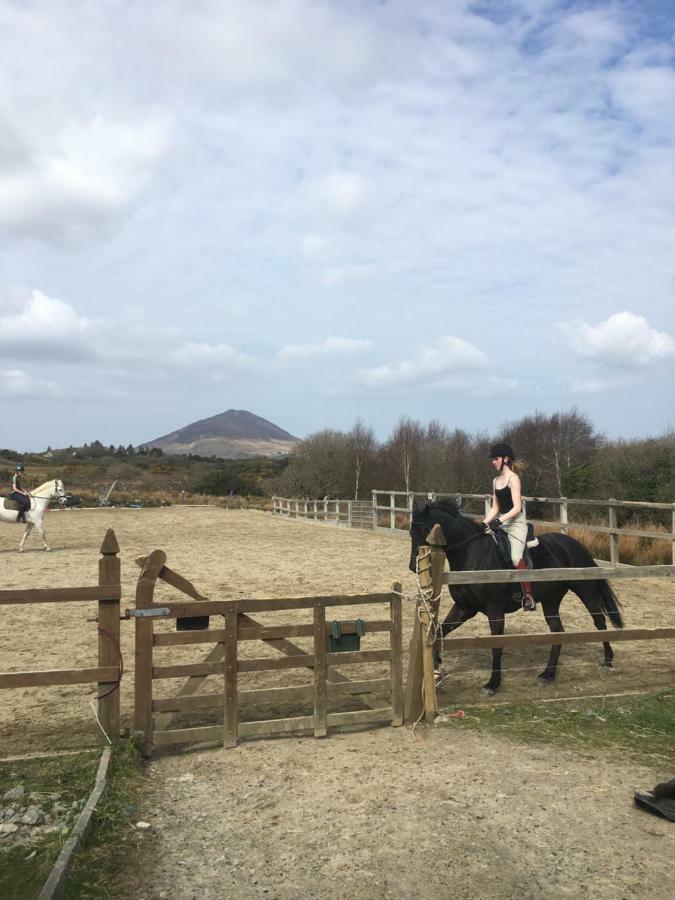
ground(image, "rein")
xmin=425 ymin=518 xmax=491 ymax=553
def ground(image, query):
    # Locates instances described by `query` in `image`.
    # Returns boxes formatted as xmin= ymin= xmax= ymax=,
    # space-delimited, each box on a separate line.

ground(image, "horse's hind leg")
xmin=19 ymin=523 xmax=33 ymax=552
xmin=538 ymin=594 xmax=565 ymax=685
xmin=572 ymin=583 xmax=614 ymax=668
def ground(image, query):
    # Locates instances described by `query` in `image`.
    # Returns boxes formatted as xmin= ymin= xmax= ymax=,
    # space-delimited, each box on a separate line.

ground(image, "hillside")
xmin=141 ymin=409 xmax=299 ymax=459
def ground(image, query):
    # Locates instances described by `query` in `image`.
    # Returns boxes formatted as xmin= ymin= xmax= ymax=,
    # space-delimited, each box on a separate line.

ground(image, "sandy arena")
xmin=1 ymin=507 xmax=673 ymax=897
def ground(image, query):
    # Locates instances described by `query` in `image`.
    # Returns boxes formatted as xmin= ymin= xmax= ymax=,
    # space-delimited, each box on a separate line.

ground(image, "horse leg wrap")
xmin=517 ymin=559 xmax=535 ymax=611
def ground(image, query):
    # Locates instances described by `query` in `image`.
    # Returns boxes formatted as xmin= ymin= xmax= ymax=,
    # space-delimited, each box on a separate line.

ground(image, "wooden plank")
xmin=527 ymin=520 xmax=672 ymax=541
xmin=0 ymin=585 xmax=121 ymax=606
xmin=240 ymin=685 xmax=314 ymax=704
xmin=328 ymin=679 xmax=390 ymax=696
xmin=134 ymin=549 xmax=166 ymax=757
xmin=313 ymin=603 xmax=327 ymax=737
xmin=154 ymin=629 xmax=227 ymax=646
xmin=0 ymin=666 xmax=119 ymax=689
xmin=327 ymin=708 xmax=393 ymax=727
xmin=238 ymin=716 xmax=314 ymax=738
xmin=390 ymin=584 xmax=403 ymax=726
xmin=153 ymin=724 xmax=225 ymax=747
xmin=223 ymin=606 xmax=238 ymax=749
xmin=443 ymin=626 xmax=675 ymax=652
xmin=325 ymin=649 xmax=391 ymax=666
xmin=147 ymin=593 xmax=394 ymax=617
xmin=442 ymin=564 xmax=675 ymax=586
xmin=238 ymin=655 xmax=316 ymax=673
xmin=153 ymin=661 xmax=224 ymax=679
xmin=153 ymin=693 xmax=224 ymax=712
xmin=97 ymin=529 xmax=121 ymax=741
xmin=153 ymin=620 xmax=392 ymax=646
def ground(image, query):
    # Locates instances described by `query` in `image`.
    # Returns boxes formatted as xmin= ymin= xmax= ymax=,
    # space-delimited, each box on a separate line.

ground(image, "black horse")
xmin=409 ymin=499 xmax=623 ymax=695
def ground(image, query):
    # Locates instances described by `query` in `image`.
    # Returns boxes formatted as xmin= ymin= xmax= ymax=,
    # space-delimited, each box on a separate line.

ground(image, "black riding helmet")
xmin=15 ymin=464 xmax=24 ymax=472
xmin=489 ymin=442 xmax=515 ymax=459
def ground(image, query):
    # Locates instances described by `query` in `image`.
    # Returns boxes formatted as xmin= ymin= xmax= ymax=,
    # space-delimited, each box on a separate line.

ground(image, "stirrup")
xmin=522 ymin=594 xmax=536 ymax=612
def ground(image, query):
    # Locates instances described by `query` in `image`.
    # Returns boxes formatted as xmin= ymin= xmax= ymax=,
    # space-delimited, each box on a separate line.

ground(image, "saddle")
xmin=492 ymin=522 xmax=538 ymax=569
xmin=3 ymin=497 xmax=22 ymax=511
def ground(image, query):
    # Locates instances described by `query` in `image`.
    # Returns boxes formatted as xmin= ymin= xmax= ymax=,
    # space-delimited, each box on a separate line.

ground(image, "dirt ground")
xmin=1 ymin=508 xmax=674 ymax=897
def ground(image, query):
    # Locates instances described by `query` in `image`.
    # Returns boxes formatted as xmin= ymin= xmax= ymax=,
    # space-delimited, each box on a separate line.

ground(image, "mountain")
xmin=142 ymin=409 xmax=299 ymax=459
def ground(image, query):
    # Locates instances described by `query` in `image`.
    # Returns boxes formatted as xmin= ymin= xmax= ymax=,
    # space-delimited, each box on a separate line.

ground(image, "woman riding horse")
xmin=9 ymin=463 xmax=31 ymax=523
xmin=482 ymin=442 xmax=535 ymax=611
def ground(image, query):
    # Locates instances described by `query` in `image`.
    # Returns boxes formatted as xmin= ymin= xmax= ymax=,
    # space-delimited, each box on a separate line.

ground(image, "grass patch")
xmin=0 ymin=741 xmax=146 ymax=900
xmin=440 ymin=687 xmax=675 ymax=763
xmin=65 ymin=739 xmax=146 ymax=900
xmin=0 ymin=751 xmax=100 ymax=900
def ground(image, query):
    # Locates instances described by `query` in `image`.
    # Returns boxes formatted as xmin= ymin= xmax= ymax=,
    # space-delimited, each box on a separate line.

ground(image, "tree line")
xmin=273 ymin=409 xmax=674 ymax=504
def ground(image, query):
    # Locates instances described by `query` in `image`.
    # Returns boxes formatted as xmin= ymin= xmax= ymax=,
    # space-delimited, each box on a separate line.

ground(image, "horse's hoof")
xmin=602 ymin=662 xmax=613 ymax=669
xmin=537 ymin=676 xmax=553 ymax=687
xmin=480 ymin=687 xmax=495 ymax=697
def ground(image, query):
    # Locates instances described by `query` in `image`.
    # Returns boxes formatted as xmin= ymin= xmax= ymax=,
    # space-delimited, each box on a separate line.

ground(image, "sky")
xmin=1 ymin=0 xmax=674 ymax=452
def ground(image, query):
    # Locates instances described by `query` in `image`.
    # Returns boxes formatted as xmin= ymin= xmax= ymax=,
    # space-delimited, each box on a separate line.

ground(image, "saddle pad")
xmin=634 ymin=792 xmax=675 ymax=822
xmin=3 ymin=497 xmax=21 ymax=511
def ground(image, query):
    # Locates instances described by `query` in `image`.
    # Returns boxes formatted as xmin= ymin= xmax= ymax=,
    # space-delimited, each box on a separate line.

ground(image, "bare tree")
xmin=348 ymin=419 xmax=377 ymax=499
xmin=387 ymin=416 xmax=425 ymax=493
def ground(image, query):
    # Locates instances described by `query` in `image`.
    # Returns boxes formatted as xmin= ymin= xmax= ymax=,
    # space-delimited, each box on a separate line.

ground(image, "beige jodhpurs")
xmin=501 ymin=512 xmax=528 ymax=566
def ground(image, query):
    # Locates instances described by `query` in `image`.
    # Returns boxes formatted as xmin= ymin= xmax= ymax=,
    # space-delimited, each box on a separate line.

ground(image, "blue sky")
xmin=1 ymin=0 xmax=673 ymax=450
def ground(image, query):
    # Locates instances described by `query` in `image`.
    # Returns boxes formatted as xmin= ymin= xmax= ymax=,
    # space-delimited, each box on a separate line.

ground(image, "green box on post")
xmin=328 ymin=619 xmax=366 ymax=652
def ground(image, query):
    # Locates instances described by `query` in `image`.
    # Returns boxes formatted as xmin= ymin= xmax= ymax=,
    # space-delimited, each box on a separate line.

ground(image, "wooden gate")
xmin=133 ymin=551 xmax=403 ymax=754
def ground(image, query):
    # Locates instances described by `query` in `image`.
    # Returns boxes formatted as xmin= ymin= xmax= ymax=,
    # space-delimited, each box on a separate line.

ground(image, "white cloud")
xmin=170 ymin=341 xmax=254 ymax=368
xmin=360 ymin=337 xmax=488 ymax=388
xmin=279 ymin=337 xmax=372 ymax=360
xmin=0 ymin=369 xmax=56 ymax=397
xmin=0 ymin=288 xmax=93 ymax=360
xmin=559 ymin=312 xmax=675 ymax=367
xmin=0 ymin=115 xmax=173 ymax=243
xmin=301 ymin=234 xmax=327 ymax=255
xmin=322 ymin=264 xmax=376 ymax=287
xmin=312 ymin=171 xmax=368 ymax=219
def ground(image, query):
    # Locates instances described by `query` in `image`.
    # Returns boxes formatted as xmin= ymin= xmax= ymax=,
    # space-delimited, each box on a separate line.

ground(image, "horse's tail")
xmin=596 ymin=578 xmax=624 ymax=629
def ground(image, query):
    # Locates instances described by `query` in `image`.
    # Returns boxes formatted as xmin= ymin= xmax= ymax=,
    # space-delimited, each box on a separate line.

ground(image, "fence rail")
xmin=273 ymin=491 xmax=675 ymax=565
xmin=0 ymin=530 xmax=122 ymax=741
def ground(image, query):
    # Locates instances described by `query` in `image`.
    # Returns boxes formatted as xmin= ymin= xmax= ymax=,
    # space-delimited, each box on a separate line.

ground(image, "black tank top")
xmin=495 ymin=480 xmax=514 ymax=514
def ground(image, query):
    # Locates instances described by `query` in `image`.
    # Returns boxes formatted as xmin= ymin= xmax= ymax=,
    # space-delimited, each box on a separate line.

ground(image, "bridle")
xmin=415 ymin=513 xmax=492 ymax=554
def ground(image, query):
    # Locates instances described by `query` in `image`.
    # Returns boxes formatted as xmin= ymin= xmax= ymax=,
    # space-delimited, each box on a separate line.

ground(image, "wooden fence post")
xmin=608 ymin=499 xmax=619 ymax=565
xmin=390 ymin=493 xmax=396 ymax=531
xmin=372 ymin=491 xmax=378 ymax=530
xmin=559 ymin=497 xmax=568 ymax=534
xmin=134 ymin=549 xmax=166 ymax=757
xmin=348 ymin=500 xmax=353 ymax=528
xmin=223 ymin=606 xmax=239 ymax=749
xmin=98 ymin=529 xmax=121 ymax=741
xmin=403 ymin=523 xmax=446 ymax=724
xmin=484 ymin=495 xmax=492 ymax=518
xmin=313 ymin=602 xmax=328 ymax=737
xmin=390 ymin=583 xmax=403 ymax=726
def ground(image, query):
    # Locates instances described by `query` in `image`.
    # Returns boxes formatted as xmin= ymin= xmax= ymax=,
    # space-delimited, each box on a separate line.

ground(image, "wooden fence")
xmin=273 ymin=492 xmax=675 ymax=565
xmin=133 ymin=550 xmax=403 ymax=755
xmin=405 ymin=524 xmax=675 ymax=723
xmin=0 ymin=529 xmax=122 ymax=741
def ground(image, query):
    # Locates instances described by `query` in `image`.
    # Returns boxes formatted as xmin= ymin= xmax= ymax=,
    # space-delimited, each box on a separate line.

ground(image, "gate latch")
xmin=122 ymin=607 xmax=170 ymax=619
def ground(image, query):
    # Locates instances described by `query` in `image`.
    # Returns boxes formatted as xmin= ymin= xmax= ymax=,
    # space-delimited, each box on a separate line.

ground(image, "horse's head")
xmin=408 ymin=499 xmax=466 ymax=572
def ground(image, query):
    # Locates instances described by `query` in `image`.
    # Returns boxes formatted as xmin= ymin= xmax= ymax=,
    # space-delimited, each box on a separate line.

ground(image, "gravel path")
xmin=120 ymin=726 xmax=674 ymax=899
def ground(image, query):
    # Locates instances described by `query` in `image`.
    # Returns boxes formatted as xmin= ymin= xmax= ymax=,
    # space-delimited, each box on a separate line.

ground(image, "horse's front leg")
xmin=35 ymin=521 xmax=51 ymax=551
xmin=19 ymin=522 xmax=33 ymax=552
xmin=480 ymin=608 xmax=505 ymax=696
xmin=434 ymin=602 xmax=477 ymax=670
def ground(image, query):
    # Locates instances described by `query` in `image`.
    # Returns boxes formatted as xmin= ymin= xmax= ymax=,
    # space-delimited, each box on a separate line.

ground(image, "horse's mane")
xmin=32 ymin=479 xmax=59 ymax=496
xmin=431 ymin=499 xmax=482 ymax=535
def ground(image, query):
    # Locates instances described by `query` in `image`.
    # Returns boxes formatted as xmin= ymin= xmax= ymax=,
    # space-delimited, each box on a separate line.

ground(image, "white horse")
xmin=0 ymin=478 xmax=67 ymax=551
